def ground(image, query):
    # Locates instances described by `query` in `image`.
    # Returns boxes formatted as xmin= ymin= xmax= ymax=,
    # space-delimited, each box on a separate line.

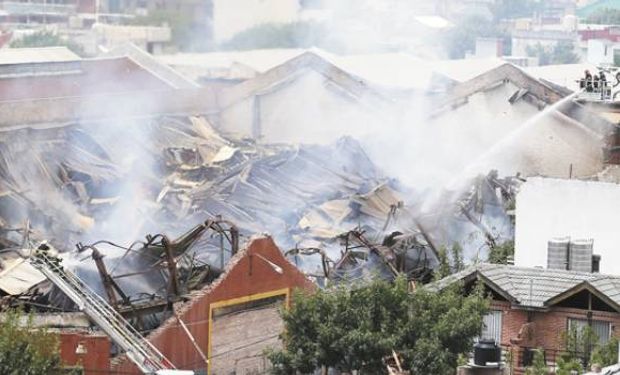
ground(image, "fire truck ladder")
xmin=28 ymin=249 xmax=179 ymax=375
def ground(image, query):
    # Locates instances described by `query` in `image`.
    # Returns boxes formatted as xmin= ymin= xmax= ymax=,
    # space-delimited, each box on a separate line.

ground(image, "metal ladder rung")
xmin=30 ymin=253 xmax=173 ymax=372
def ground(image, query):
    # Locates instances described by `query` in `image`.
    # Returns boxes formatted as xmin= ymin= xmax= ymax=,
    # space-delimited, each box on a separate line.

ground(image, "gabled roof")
xmin=106 ymin=43 xmax=199 ymax=89
xmin=217 ymin=51 xmax=387 ymax=110
xmin=0 ymin=47 xmax=80 ymax=65
xmin=436 ymin=63 xmax=565 ymax=112
xmin=431 ymin=263 xmax=620 ymax=311
xmin=432 ymin=62 xmax=614 ymax=138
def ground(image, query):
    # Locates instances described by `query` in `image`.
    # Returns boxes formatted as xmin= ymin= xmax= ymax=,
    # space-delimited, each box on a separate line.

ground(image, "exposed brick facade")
xmin=112 ymin=235 xmax=315 ymax=374
xmin=59 ymin=331 xmax=111 ymax=375
xmin=489 ymin=300 xmax=620 ymax=373
xmin=0 ymin=58 xmax=171 ymax=101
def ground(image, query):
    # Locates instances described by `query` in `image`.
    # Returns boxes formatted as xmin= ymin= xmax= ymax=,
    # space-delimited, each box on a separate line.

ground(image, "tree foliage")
xmin=526 ymin=41 xmax=580 ymax=66
xmin=221 ymin=21 xmax=340 ymax=51
xmin=586 ymin=8 xmax=620 ymax=25
xmin=435 ymin=243 xmax=466 ymax=280
xmin=488 ymin=241 xmax=514 ymax=265
xmin=591 ymin=336 xmax=619 ymax=368
xmin=557 ymin=324 xmax=618 ymax=372
xmin=556 ymin=356 xmax=583 ymax=375
xmin=442 ymin=15 xmax=503 ymax=59
xmin=524 ymin=349 xmax=549 ymax=375
xmin=10 ymin=31 xmax=84 ymax=56
xmin=0 ymin=309 xmax=74 ymax=374
xmin=491 ymin=0 xmax=543 ymax=21
xmin=267 ymin=277 xmax=489 ymax=374
xmin=126 ymin=9 xmax=209 ymax=51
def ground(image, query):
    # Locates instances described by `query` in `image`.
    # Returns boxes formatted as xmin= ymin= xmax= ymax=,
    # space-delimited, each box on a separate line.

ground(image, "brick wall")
xmin=59 ymin=332 xmax=110 ymax=375
xmin=112 ymin=235 xmax=315 ymax=374
xmin=489 ymin=300 xmax=620 ymax=373
xmin=0 ymin=58 xmax=171 ymax=101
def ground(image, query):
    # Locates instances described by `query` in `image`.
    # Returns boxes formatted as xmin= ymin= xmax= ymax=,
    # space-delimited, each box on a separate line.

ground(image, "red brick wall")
xmin=0 ymin=58 xmax=171 ymax=101
xmin=490 ymin=300 xmax=620 ymax=372
xmin=491 ymin=301 xmax=620 ymax=349
xmin=112 ymin=236 xmax=315 ymax=374
xmin=59 ymin=332 xmax=110 ymax=375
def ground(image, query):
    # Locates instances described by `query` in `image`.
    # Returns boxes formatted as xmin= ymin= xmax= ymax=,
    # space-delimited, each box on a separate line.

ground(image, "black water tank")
xmin=474 ymin=340 xmax=501 ymax=366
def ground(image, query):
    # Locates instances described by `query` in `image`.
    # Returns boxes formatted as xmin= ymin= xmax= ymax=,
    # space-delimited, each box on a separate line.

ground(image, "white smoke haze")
xmin=1 ymin=1 xmax=602 ymax=274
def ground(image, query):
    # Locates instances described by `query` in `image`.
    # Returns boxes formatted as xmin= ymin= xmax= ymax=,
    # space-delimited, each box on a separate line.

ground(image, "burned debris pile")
xmin=0 ymin=115 xmax=521 ymax=333
xmin=0 ymin=116 xmax=432 ymax=321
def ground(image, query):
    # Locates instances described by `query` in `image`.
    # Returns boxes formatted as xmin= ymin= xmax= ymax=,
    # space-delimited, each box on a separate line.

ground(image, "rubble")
xmin=0 ymin=108 xmax=525 ymax=342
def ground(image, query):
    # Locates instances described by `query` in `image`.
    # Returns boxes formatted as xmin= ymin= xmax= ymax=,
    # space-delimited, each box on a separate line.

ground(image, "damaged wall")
xmin=59 ymin=331 xmax=110 ymax=375
xmin=219 ymin=69 xmax=381 ymax=144
xmin=112 ymin=236 xmax=314 ymax=374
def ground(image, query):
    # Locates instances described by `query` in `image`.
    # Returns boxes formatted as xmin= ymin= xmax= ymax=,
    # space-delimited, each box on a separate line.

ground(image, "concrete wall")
xmin=213 ymin=0 xmax=300 ymax=44
xmin=587 ymin=39 xmax=616 ymax=66
xmin=219 ymin=69 xmax=380 ymax=144
xmin=429 ymin=82 xmax=604 ymax=182
xmin=514 ymin=178 xmax=620 ymax=274
xmin=112 ymin=236 xmax=314 ymax=374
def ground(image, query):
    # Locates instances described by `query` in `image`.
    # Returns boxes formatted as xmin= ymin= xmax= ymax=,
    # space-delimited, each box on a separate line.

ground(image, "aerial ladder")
xmin=27 ymin=245 xmax=194 ymax=375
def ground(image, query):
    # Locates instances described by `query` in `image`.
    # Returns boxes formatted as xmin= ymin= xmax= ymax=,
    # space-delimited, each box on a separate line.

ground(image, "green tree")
xmin=525 ymin=349 xmax=549 ymax=375
xmin=488 ymin=241 xmax=514 ymax=265
xmin=221 ymin=21 xmax=339 ymax=51
xmin=442 ymin=15 xmax=503 ymax=59
xmin=559 ymin=323 xmax=603 ymax=371
xmin=435 ymin=246 xmax=452 ymax=280
xmin=451 ymin=242 xmax=465 ymax=272
xmin=0 ymin=309 xmax=78 ymax=374
xmin=491 ymin=1 xmax=543 ymax=21
xmin=590 ymin=336 xmax=619 ymax=368
xmin=526 ymin=41 xmax=580 ymax=66
xmin=586 ymin=8 xmax=620 ymax=25
xmin=268 ymin=277 xmax=489 ymax=374
xmin=10 ymin=31 xmax=84 ymax=56
xmin=127 ymin=9 xmax=209 ymax=51
xmin=556 ymin=356 xmax=583 ymax=375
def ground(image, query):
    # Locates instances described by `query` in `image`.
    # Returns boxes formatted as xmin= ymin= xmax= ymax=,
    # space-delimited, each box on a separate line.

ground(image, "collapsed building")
xmin=0 ymin=44 xmax=618 ymax=373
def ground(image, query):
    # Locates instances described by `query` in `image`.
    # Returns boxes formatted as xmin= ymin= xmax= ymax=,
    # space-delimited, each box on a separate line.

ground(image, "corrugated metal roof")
xmin=0 ymin=47 xmax=80 ymax=65
xmin=431 ymin=263 xmax=620 ymax=309
xmin=0 ymin=257 xmax=46 ymax=295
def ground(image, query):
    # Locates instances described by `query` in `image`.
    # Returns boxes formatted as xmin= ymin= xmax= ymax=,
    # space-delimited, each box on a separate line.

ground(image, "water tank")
xmin=570 ymin=239 xmax=594 ymax=273
xmin=474 ymin=340 xmax=501 ymax=366
xmin=547 ymin=237 xmax=570 ymax=270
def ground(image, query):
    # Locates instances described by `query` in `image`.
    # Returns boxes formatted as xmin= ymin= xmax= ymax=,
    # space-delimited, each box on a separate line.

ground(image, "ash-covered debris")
xmin=0 ymin=116 xmax=419 ymax=314
xmin=415 ymin=170 xmax=523 ymax=262
xmin=0 ymin=113 xmax=524 ymax=327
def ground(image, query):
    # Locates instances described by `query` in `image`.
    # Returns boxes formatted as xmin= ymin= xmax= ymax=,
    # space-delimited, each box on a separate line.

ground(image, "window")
xmin=567 ymin=318 xmax=611 ymax=345
xmin=480 ymin=310 xmax=502 ymax=344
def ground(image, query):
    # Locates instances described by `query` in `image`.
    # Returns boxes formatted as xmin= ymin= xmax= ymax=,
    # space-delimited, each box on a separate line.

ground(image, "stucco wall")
xmin=218 ymin=70 xmax=380 ymax=144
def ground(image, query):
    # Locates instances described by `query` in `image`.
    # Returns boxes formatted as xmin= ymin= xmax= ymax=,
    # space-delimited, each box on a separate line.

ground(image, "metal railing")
xmin=501 ymin=345 xmax=592 ymax=374
xmin=577 ymin=79 xmax=613 ymax=101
